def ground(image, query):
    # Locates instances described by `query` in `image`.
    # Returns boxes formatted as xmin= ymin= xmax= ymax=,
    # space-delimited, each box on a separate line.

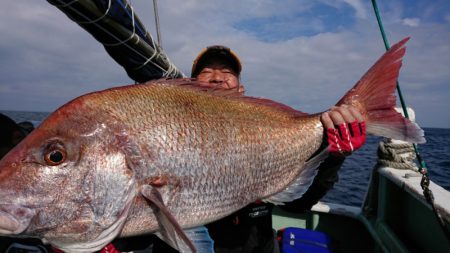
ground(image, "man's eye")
xmin=200 ymin=69 xmax=212 ymax=74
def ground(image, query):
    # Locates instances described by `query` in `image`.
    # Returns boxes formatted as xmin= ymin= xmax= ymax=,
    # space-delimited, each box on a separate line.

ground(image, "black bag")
xmin=206 ymin=202 xmax=277 ymax=253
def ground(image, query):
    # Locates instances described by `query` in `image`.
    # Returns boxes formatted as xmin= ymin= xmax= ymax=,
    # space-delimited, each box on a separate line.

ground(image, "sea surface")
xmin=1 ymin=110 xmax=449 ymax=207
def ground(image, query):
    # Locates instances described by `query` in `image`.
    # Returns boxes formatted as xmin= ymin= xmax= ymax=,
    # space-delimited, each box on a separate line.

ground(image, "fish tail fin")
xmin=336 ymin=37 xmax=425 ymax=143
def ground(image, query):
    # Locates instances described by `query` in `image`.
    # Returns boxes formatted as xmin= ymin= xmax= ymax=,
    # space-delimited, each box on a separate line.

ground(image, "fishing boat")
xmin=3 ymin=0 xmax=449 ymax=252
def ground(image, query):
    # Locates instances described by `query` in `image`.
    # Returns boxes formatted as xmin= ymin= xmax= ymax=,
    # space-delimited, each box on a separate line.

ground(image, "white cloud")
xmin=445 ymin=13 xmax=450 ymax=23
xmin=403 ymin=18 xmax=420 ymax=27
xmin=342 ymin=0 xmax=368 ymax=19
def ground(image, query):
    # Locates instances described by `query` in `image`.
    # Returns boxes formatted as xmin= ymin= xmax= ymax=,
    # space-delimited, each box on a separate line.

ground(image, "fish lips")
xmin=0 ymin=204 xmax=35 ymax=234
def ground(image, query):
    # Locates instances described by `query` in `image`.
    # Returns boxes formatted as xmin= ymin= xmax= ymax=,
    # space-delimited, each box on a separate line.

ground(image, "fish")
xmin=0 ymin=38 xmax=425 ymax=252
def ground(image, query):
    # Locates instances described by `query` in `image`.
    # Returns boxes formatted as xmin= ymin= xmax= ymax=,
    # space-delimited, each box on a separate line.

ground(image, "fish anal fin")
xmin=265 ymin=148 xmax=329 ymax=205
xmin=141 ymin=185 xmax=196 ymax=253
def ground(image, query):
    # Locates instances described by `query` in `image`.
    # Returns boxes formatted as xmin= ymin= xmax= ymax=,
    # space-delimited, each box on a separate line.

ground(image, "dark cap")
xmin=191 ymin=45 xmax=242 ymax=78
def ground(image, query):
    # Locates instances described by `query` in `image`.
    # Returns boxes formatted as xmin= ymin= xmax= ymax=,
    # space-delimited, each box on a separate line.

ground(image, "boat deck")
xmin=272 ymin=166 xmax=450 ymax=253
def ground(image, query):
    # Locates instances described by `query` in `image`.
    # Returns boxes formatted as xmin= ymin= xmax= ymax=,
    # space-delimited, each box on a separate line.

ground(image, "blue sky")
xmin=0 ymin=0 xmax=449 ymax=129
xmin=235 ymin=2 xmax=359 ymax=40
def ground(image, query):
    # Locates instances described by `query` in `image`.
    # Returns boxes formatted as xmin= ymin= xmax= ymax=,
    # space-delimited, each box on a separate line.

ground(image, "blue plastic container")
xmin=279 ymin=227 xmax=332 ymax=253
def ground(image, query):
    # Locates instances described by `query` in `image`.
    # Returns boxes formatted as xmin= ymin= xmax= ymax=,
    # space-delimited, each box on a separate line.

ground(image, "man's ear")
xmin=237 ymin=83 xmax=245 ymax=93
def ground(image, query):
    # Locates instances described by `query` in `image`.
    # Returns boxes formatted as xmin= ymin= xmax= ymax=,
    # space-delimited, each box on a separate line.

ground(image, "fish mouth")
xmin=0 ymin=204 xmax=35 ymax=234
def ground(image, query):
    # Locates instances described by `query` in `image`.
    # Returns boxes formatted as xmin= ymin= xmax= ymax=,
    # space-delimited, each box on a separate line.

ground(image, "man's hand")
xmin=321 ymin=105 xmax=366 ymax=157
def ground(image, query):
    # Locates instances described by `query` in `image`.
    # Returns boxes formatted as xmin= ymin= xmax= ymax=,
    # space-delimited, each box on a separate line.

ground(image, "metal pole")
xmin=152 ymin=0 xmax=163 ymax=48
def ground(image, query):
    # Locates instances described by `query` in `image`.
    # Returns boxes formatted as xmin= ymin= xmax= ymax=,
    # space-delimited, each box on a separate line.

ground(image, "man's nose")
xmin=209 ymin=71 xmax=224 ymax=84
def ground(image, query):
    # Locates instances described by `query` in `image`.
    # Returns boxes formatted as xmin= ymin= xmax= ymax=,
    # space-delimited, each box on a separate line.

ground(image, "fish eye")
xmin=44 ymin=143 xmax=67 ymax=166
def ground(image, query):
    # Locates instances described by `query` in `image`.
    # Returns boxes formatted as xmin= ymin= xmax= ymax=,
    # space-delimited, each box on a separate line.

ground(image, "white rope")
xmin=132 ymin=0 xmax=183 ymax=77
xmin=51 ymin=0 xmax=78 ymax=7
xmin=76 ymin=0 xmax=112 ymax=24
xmin=152 ymin=0 xmax=162 ymax=47
xmin=377 ymin=140 xmax=417 ymax=171
xmin=102 ymin=2 xmax=137 ymax=46
xmin=51 ymin=0 xmax=174 ymax=75
xmin=124 ymin=0 xmax=130 ymax=9
xmin=164 ymin=61 xmax=183 ymax=78
xmin=133 ymin=25 xmax=159 ymax=70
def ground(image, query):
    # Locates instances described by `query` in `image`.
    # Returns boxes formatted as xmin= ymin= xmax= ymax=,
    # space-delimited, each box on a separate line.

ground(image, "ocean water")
xmin=1 ymin=110 xmax=449 ymax=207
xmin=324 ymin=127 xmax=450 ymax=206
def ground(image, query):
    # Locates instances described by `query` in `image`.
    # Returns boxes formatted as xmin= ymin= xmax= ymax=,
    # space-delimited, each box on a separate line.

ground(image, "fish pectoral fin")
xmin=141 ymin=185 xmax=196 ymax=253
xmin=265 ymin=148 xmax=329 ymax=205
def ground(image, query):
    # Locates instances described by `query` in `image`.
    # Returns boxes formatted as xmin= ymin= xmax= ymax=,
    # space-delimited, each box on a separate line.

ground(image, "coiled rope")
xmin=377 ymin=141 xmax=416 ymax=171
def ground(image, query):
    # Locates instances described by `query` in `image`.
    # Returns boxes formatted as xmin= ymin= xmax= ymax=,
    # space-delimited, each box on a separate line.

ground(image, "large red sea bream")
xmin=0 ymin=38 xmax=424 ymax=252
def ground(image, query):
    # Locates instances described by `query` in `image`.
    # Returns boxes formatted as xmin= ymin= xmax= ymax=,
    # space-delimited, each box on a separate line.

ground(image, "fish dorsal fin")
xmin=265 ymin=148 xmax=329 ymax=205
xmin=148 ymin=78 xmax=244 ymax=96
xmin=141 ymin=185 xmax=196 ymax=253
xmin=146 ymin=78 xmax=309 ymax=117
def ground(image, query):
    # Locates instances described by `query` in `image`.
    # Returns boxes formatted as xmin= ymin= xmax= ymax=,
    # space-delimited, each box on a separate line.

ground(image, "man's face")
xmin=195 ymin=56 xmax=240 ymax=90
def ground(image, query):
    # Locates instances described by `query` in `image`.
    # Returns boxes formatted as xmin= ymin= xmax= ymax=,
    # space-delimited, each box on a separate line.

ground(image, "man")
xmin=191 ymin=45 xmax=366 ymax=253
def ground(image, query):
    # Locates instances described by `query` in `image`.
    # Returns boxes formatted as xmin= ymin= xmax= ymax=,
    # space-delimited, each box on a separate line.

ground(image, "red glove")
xmin=99 ymin=243 xmax=121 ymax=253
xmin=53 ymin=243 xmax=120 ymax=253
xmin=327 ymin=121 xmax=366 ymax=157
